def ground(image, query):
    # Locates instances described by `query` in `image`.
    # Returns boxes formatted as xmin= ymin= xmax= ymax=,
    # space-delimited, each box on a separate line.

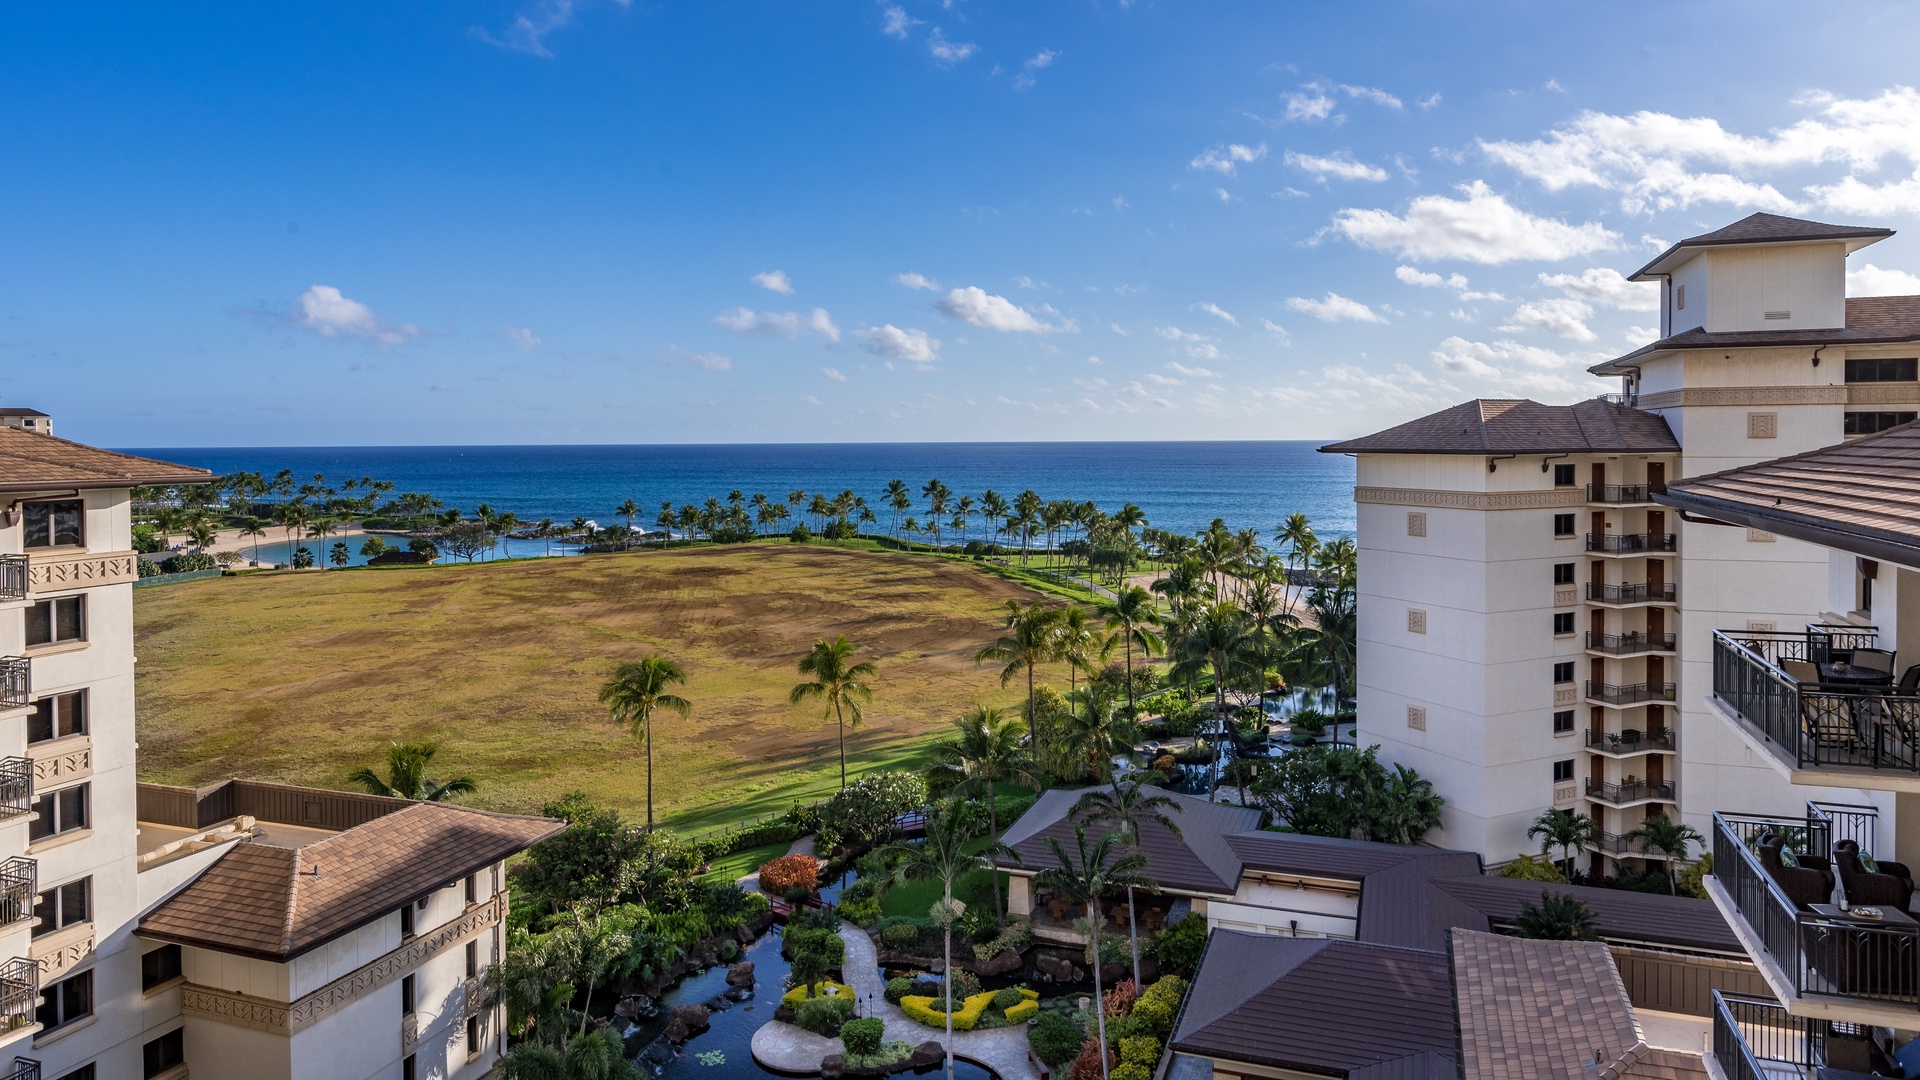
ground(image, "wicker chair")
xmin=1756 ymin=834 xmax=1833 ymax=908
xmin=1835 ymin=840 xmax=1915 ymax=911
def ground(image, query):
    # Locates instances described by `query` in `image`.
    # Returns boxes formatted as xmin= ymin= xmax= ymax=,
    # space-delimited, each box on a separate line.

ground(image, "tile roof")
xmin=1451 ymin=929 xmax=1648 ymax=1080
xmin=1657 ymin=420 xmax=1920 ymax=568
xmin=1318 ymin=398 xmax=1679 ymax=456
xmin=1227 ymin=828 xmax=1478 ymax=882
xmin=1631 ymin=213 xmax=1894 ymax=279
xmin=1427 ymin=876 xmax=1743 ymax=954
xmin=997 ymin=788 xmax=1259 ymax=895
xmin=0 ymin=427 xmax=210 ymax=493
xmin=1173 ymin=933 xmax=1459 ymax=1076
xmin=139 ymin=802 xmax=562 ymax=961
xmin=0 ymin=408 xmax=48 ymax=418
xmin=1592 ymin=295 xmax=1920 ymax=373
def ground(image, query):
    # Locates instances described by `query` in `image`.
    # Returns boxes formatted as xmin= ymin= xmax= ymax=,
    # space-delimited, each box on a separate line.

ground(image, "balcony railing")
xmin=0 ymin=557 xmax=22 ymax=602
xmin=1586 ymin=581 xmax=1677 ymax=604
xmin=0 ymin=1059 xmax=38 ymax=1080
xmin=1586 ymin=483 xmax=1663 ymax=504
xmin=1585 ymin=777 xmax=1675 ymax=805
xmin=1709 ymin=991 xmax=1887 ymax=1080
xmin=0 ymin=661 xmax=22 ymax=712
xmin=1712 ymin=812 xmax=1920 ymax=1008
xmin=0 ymin=862 xmax=32 ymax=932
xmin=1585 ymin=680 xmax=1676 ymax=705
xmin=1586 ymin=531 xmax=1677 ymax=554
xmin=0 ymin=763 xmax=29 ymax=824
xmin=1586 ymin=631 xmax=1677 ymax=655
xmin=0 ymin=960 xmax=34 ymax=1037
xmin=1712 ymin=630 xmax=1920 ymax=775
xmin=1584 ymin=727 xmax=1676 ymax=752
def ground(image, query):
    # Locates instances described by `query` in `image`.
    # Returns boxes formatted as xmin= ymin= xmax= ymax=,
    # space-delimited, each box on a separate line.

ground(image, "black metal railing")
xmin=1586 ymin=532 xmax=1676 ymax=554
xmin=1712 ymin=992 xmax=1821 ymax=1080
xmin=1731 ymin=626 xmax=1882 ymax=667
xmin=1586 ymin=777 xmax=1675 ymax=805
xmin=1808 ymin=802 xmax=1879 ymax=858
xmin=1713 ymin=812 xmax=1920 ymax=1007
xmin=1587 ymin=483 xmax=1663 ymax=504
xmin=1586 ymin=631 xmax=1677 ymax=655
xmin=1585 ymin=680 xmax=1676 ymax=705
xmin=0 ymin=660 xmax=23 ymax=712
xmin=0 ymin=861 xmax=32 ymax=931
xmin=0 ymin=557 xmax=23 ymax=602
xmin=0 ymin=762 xmax=28 ymax=823
xmin=1584 ymin=727 xmax=1676 ymax=752
xmin=1586 ymin=581 xmax=1677 ymax=604
xmin=1591 ymin=831 xmax=1644 ymax=856
xmin=1713 ymin=630 xmax=1920 ymax=775
xmin=0 ymin=960 xmax=34 ymax=1036
xmin=0 ymin=1059 xmax=37 ymax=1080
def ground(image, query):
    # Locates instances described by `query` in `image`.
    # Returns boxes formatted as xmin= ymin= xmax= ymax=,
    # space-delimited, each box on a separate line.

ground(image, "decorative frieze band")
xmin=1635 ymin=386 xmax=1848 ymax=410
xmin=1356 ymin=487 xmax=1588 ymax=511
xmin=29 ymin=741 xmax=90 ymax=784
xmin=27 ymin=550 xmax=139 ymax=593
xmin=182 ymin=985 xmax=291 ymax=1034
xmin=1847 ymin=384 xmax=1920 ymax=406
xmin=31 ymin=925 xmax=94 ymax=981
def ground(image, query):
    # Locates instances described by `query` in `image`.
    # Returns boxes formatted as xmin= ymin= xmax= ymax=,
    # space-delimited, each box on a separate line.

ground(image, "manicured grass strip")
xmin=703 ymin=841 xmax=795 ymax=884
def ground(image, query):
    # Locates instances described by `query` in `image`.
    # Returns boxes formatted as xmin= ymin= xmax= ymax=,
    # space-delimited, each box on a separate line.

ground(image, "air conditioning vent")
xmin=1764 ymin=310 xmax=1791 ymax=320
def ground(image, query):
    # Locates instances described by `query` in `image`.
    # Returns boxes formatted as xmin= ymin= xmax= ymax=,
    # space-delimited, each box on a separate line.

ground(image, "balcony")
xmin=1584 ymin=727 xmax=1676 ymax=755
xmin=0 ymin=662 xmax=22 ymax=712
xmin=1585 ymin=777 xmax=1675 ymax=806
xmin=0 ymin=764 xmax=28 ymax=824
xmin=1586 ymin=532 xmax=1676 ymax=555
xmin=0 ymin=863 xmax=31 ymax=933
xmin=0 ymin=960 xmax=33 ymax=1038
xmin=1585 ymin=680 xmax=1676 ymax=706
xmin=0 ymin=1060 xmax=38 ymax=1080
xmin=1588 ymin=830 xmax=1680 ymax=859
xmin=1711 ymin=630 xmax=1920 ymax=783
xmin=1586 ymin=483 xmax=1663 ymax=505
xmin=1585 ymin=631 xmax=1676 ymax=656
xmin=1585 ymin=581 xmax=1677 ymax=605
xmin=0 ymin=558 xmax=22 ymax=602
xmin=1711 ymin=991 xmax=1890 ymax=1080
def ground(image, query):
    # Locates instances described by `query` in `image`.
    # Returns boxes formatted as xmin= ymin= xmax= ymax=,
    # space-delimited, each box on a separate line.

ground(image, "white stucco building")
xmin=1322 ymin=213 xmax=1920 ymax=872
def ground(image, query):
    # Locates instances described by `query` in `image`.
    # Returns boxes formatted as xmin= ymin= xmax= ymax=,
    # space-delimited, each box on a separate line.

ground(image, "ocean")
xmin=120 ymin=442 xmax=1356 ymax=544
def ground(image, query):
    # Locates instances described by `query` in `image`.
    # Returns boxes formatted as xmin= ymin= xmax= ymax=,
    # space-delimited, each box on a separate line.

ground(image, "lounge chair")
xmin=1835 ymin=841 xmax=1914 ymax=911
xmin=1757 ymin=834 xmax=1832 ymax=907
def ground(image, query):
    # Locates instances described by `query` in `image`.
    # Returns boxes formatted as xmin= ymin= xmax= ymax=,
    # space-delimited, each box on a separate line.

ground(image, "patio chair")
xmin=1756 ymin=834 xmax=1833 ymax=908
xmin=1835 ymin=841 xmax=1915 ymax=911
xmin=1801 ymin=692 xmax=1871 ymax=757
xmin=1854 ymin=648 xmax=1898 ymax=677
xmin=1781 ymin=658 xmax=1821 ymax=685
xmin=1898 ymin=665 xmax=1920 ymax=694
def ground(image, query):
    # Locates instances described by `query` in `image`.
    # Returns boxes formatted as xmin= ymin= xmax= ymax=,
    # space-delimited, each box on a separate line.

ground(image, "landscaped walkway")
xmin=750 ymin=922 xmax=1040 ymax=1080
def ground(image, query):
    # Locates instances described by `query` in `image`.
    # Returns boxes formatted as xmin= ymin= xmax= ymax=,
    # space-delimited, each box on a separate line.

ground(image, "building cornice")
xmin=1355 ymin=487 xmax=1589 ymax=511
xmin=1635 ymin=386 xmax=1847 ymax=410
xmin=27 ymin=550 xmax=139 ymax=594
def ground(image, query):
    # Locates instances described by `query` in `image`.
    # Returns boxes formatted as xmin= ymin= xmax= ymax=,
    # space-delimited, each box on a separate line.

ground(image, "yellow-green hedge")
xmin=1003 ymin=998 xmax=1040 ymax=1023
xmin=782 ymin=982 xmax=856 ymax=1006
xmin=900 ymin=988 xmax=1039 ymax=1031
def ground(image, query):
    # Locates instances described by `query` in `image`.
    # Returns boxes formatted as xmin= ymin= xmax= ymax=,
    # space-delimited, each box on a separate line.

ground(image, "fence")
xmin=132 ymin=568 xmax=224 ymax=589
xmin=136 ymin=779 xmax=412 ymax=831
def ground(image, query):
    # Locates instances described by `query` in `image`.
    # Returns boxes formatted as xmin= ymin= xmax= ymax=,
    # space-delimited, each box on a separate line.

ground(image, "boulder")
xmin=821 ymin=1053 xmax=847 ymax=1080
xmin=736 ymin=922 xmax=758 ymax=943
xmin=724 ymin=984 xmax=753 ymax=1002
xmin=641 ymin=1038 xmax=675 ymax=1065
xmin=910 ymin=1042 xmax=945 ymax=1069
xmin=974 ymin=948 xmax=1023 ymax=977
xmin=613 ymin=994 xmax=658 ymax=1022
xmin=662 ymin=1004 xmax=711 ymax=1043
xmin=774 ymin=1004 xmax=796 ymax=1025
xmin=1034 ymin=953 xmax=1079 ymax=983
xmin=726 ymin=961 xmax=756 ymax=988
xmin=703 ymin=993 xmax=733 ymax=1012
xmin=1099 ymin=962 xmax=1127 ymax=986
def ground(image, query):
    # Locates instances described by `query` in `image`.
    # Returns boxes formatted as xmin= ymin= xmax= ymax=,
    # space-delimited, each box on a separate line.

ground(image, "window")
xmin=55 ymin=1067 xmax=95 ymax=1080
xmin=22 ymin=501 xmax=83 ymax=550
xmin=399 ymin=904 xmax=415 ymax=937
xmin=142 ymin=1028 xmax=184 ymax=1079
xmin=403 ymin=1055 xmax=417 ymax=1080
xmin=28 ymin=691 xmax=85 ymax=744
xmin=466 ymin=874 xmax=478 ymax=906
xmin=466 ymin=940 xmax=479 ymax=980
xmin=26 ymin=596 xmax=85 ymax=647
xmin=1845 ymin=357 xmax=1918 ymax=383
xmin=1552 ymin=562 xmax=1575 ymax=586
xmin=37 ymin=969 xmax=92 ymax=1033
xmin=401 ymin=973 xmax=416 ymax=1014
xmin=142 ymin=944 xmax=182 ymax=990
xmin=467 ymin=1014 xmax=480 ymax=1057
xmin=1553 ymin=662 xmax=1575 ymax=684
xmin=1552 ymin=463 xmax=1575 ymax=487
xmin=1552 ymin=513 xmax=1575 ymax=537
xmin=30 ymin=784 xmax=89 ymax=843
xmin=1553 ymin=612 xmax=1575 ymax=636
xmin=1553 ymin=710 xmax=1575 ymax=734
xmin=1845 ymin=411 xmax=1918 ymax=436
xmin=33 ymin=877 xmax=90 ymax=938
xmin=1552 ymin=759 xmax=1575 ymax=783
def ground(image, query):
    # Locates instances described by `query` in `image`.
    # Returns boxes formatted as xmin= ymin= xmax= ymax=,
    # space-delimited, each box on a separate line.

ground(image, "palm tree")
xmin=1102 ymin=586 xmax=1164 ymax=719
xmin=1624 ymin=812 xmax=1705 ymax=894
xmin=1012 ymin=490 xmax=1042 ymax=563
xmin=1056 ymin=604 xmax=1102 ymax=703
xmin=976 ymin=600 xmax=1061 ymax=748
xmin=616 ymin=499 xmax=640 ymax=549
xmin=790 ymin=636 xmax=877 ymax=789
xmin=891 ymin=806 xmax=994 ymax=1080
xmin=927 ymin=706 xmax=1037 ymax=886
xmin=1026 ymin=823 xmax=1156 ymax=1080
xmin=598 ymin=655 xmax=692 ymax=831
xmin=1512 ymin=891 xmax=1600 ymax=940
xmin=1274 ymin=513 xmax=1319 ymax=618
xmin=347 ymin=742 xmax=477 ymax=801
xmin=884 ymin=479 xmax=911 ymax=538
xmin=980 ymin=490 xmax=1009 ymax=551
xmin=237 ymin=517 xmax=268 ymax=563
xmin=1168 ymin=602 xmax=1258 ymax=801
xmin=1527 ymin=809 xmax=1598 ymax=882
xmin=536 ymin=518 xmax=555 ymax=557
xmin=1073 ymin=778 xmax=1181 ymax=985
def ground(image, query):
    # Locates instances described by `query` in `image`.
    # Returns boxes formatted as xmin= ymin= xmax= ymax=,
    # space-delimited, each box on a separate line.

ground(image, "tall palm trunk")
xmin=1127 ymin=885 xmax=1141 ymax=986
xmin=988 ymin=787 xmax=1003 ymax=921
xmin=944 ymin=881 xmax=955 ymax=1080
xmin=646 ymin=721 xmax=654 ymax=831
xmin=1089 ymin=901 xmax=1110 ymax=1080
xmin=837 ymin=701 xmax=847 ymax=789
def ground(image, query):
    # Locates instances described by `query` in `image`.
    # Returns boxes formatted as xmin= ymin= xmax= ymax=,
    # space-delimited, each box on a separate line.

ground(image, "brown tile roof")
xmin=997 ymin=788 xmax=1259 ymax=895
xmin=138 ymin=802 xmax=562 ymax=961
xmin=1592 ymin=295 xmax=1920 ymax=373
xmin=1632 ymin=213 xmax=1894 ymax=279
xmin=0 ymin=408 xmax=48 ymax=418
xmin=1427 ymin=876 xmax=1742 ymax=954
xmin=1173 ymin=933 xmax=1459 ymax=1076
xmin=0 ymin=427 xmax=211 ymax=493
xmin=1319 ymin=398 xmax=1679 ymax=456
xmin=1657 ymin=421 xmax=1920 ymax=568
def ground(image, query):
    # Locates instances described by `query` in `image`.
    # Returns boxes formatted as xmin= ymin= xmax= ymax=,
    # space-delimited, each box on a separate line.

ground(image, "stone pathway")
xmin=750 ymin=922 xmax=1040 ymax=1080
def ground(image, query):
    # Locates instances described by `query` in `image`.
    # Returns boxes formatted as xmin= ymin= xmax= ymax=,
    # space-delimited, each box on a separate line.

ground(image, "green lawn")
xmin=703 ymin=841 xmax=795 ymax=884
xmin=879 ymin=833 xmax=1007 ymax=918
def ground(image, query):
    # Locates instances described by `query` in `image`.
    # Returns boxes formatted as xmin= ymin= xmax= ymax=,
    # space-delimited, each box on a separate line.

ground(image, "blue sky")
xmin=7 ymin=2 xmax=1920 ymax=447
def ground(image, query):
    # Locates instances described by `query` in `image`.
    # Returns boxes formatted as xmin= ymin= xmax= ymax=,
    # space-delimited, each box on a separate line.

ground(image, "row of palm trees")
xmin=1527 ymin=807 xmax=1705 ymax=893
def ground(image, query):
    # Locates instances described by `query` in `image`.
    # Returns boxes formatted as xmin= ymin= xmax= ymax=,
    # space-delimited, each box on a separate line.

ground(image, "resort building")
xmin=0 ymin=425 xmax=561 ymax=1080
xmin=0 ymin=413 xmax=50 ymax=438
xmin=1322 ymin=213 xmax=1920 ymax=871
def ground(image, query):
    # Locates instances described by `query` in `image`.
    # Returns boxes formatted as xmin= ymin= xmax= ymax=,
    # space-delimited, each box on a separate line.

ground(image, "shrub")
xmin=839 ymin=1017 xmax=885 ymax=1056
xmin=794 ymin=994 xmax=854 ymax=1035
xmin=1499 ymin=853 xmax=1568 ymax=883
xmin=789 ymin=524 xmax=813 ymax=543
xmin=884 ymin=976 xmax=915 ymax=1004
xmin=899 ymin=991 xmax=999 ymax=1031
xmin=131 ymin=524 xmax=164 ymax=553
xmin=1029 ymin=1011 xmax=1085 ymax=1067
xmin=837 ymin=895 xmax=882 ymax=927
xmin=1103 ymin=979 xmax=1139 ymax=1018
xmin=1003 ymin=998 xmax=1039 ymax=1024
xmin=759 ymin=854 xmax=821 ymax=896
xmin=879 ymin=921 xmax=926 ymax=951
xmin=791 ymin=904 xmax=843 ymax=933
xmin=1130 ymin=977 xmax=1188 ymax=1039
xmin=991 ymin=987 xmax=1024 ymax=1011
xmin=783 ymin=981 xmax=856 ymax=1006
xmin=1070 ymin=1039 xmax=1117 ymax=1080
xmin=160 ymin=552 xmax=218 ymax=573
xmin=972 ymin=920 xmax=1032 ymax=962
xmin=1111 ymin=1065 xmax=1151 ymax=1080
xmin=1676 ymin=852 xmax=1713 ymax=900
xmin=1118 ymin=1036 xmax=1161 ymax=1066
xmin=785 ymin=927 xmax=846 ymax=966
xmin=944 ymin=968 xmax=982 ymax=1001
xmin=717 ymin=939 xmax=739 ymax=962
xmin=1146 ymin=915 xmax=1208 ymax=977
xmin=136 ymin=558 xmax=161 ymax=578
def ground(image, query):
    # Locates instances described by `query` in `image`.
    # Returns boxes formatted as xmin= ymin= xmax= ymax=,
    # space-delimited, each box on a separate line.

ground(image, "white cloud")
xmin=1285 ymin=292 xmax=1386 ymax=323
xmin=713 ymin=306 xmax=839 ymax=342
xmin=801 ymin=395 xmax=823 ymax=406
xmin=1013 ymin=48 xmax=1057 ymax=90
xmin=1396 ymin=266 xmax=1466 ymax=290
xmin=1327 ymin=181 xmax=1619 ymax=264
xmin=808 ymin=308 xmax=840 ymax=342
xmin=1339 ymin=84 xmax=1403 ymax=109
xmin=506 ymin=327 xmax=540 ymax=353
xmin=1167 ymin=361 xmax=1220 ymax=378
xmin=1214 ymin=188 xmax=1232 ymax=203
xmin=1155 ymin=325 xmax=1208 ymax=343
xmin=1480 ymin=87 xmax=1920 ymax=215
xmin=1431 ymin=335 xmax=1593 ymax=375
xmin=858 ymin=324 xmax=941 ymax=363
xmin=693 ymin=353 xmax=732 ymax=371
xmin=1626 ymin=326 xmax=1659 ymax=344
xmin=895 ymin=272 xmax=938 ymax=291
xmin=1498 ymin=297 xmax=1597 ymax=341
xmin=936 ymin=287 xmax=1064 ymax=332
xmin=1258 ymin=318 xmax=1291 ymax=343
xmin=928 ymin=28 xmax=975 ymax=63
xmin=1191 ymin=143 xmax=1268 ymax=175
xmin=1282 ymin=88 xmax=1336 ymax=123
xmin=294 ymin=285 xmax=420 ymax=348
xmin=1543 ymin=78 xmax=1566 ymax=93
xmin=1849 ymin=263 xmax=1920 ymax=296
xmin=1285 ymin=151 xmax=1388 ymax=182
xmin=751 ymin=270 xmax=794 ymax=294
xmin=1538 ymin=267 xmax=1659 ymax=310
xmin=475 ymin=0 xmax=613 ymax=58
xmin=1146 ymin=373 xmax=1182 ymax=386
xmin=880 ymin=5 xmax=913 ymax=38
xmin=821 ymin=366 xmax=847 ymax=382
xmin=1196 ymin=302 xmax=1238 ymax=326
xmin=1416 ymin=92 xmax=1442 ymax=110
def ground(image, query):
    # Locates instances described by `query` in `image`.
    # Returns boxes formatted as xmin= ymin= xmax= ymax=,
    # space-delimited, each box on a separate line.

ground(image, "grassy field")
xmin=133 ymin=545 xmax=1053 ymax=830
